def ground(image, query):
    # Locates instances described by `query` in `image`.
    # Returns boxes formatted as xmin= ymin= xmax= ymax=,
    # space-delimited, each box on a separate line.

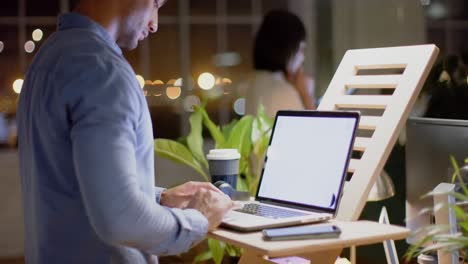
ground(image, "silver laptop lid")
xmin=256 ymin=110 xmax=360 ymax=214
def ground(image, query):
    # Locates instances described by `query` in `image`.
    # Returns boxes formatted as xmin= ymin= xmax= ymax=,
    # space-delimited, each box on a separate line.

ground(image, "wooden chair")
xmin=317 ymin=44 xmax=439 ymax=221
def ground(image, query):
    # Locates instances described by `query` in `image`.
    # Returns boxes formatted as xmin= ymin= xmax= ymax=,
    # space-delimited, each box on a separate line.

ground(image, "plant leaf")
xmin=225 ymin=244 xmax=236 ymax=257
xmin=405 ymin=234 xmax=435 ymax=261
xmin=251 ymin=107 xmax=273 ymax=143
xmin=227 ymin=115 xmax=254 ymax=156
xmin=225 ymin=243 xmax=242 ymax=257
xmin=450 ymin=155 xmax=468 ymax=194
xmin=257 ymin=104 xmax=274 ymax=131
xmin=193 ymin=250 xmax=213 ymax=263
xmin=154 ymin=139 xmax=209 ymax=181
xmin=450 ymin=155 xmax=461 ymax=183
xmin=418 ymin=242 xmax=462 ymax=254
xmin=196 ymin=106 xmax=226 ymax=148
xmin=447 ymin=191 xmax=468 ymax=202
xmin=187 ymin=109 xmax=209 ymax=169
xmin=237 ymin=176 xmax=249 ymax=192
xmin=253 ymin=131 xmax=270 ymax=166
xmin=221 ymin=119 xmax=239 ymax=140
xmin=176 ymin=137 xmax=188 ymax=146
xmin=459 ymin=221 xmax=468 ymax=233
xmin=453 ymin=205 xmax=467 ymax=221
xmin=208 ymin=238 xmax=226 ymax=264
xmin=226 ymin=116 xmax=254 ymax=183
xmin=406 ymin=154 xmax=468 ymax=261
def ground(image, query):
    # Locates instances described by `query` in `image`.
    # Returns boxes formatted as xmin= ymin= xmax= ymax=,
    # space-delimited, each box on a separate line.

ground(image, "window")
xmin=0 ymin=0 xmax=295 ymax=138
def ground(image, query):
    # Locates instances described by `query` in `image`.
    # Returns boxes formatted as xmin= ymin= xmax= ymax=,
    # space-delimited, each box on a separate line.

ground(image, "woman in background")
xmin=245 ymin=9 xmax=316 ymax=117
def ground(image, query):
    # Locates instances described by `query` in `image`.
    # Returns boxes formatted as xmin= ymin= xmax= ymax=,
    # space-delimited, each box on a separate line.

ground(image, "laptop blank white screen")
xmin=257 ymin=115 xmax=356 ymax=210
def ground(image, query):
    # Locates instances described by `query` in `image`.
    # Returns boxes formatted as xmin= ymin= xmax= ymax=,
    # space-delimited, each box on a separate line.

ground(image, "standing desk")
xmin=208 ymin=45 xmax=438 ymax=264
xmin=209 ymin=220 xmax=409 ymax=263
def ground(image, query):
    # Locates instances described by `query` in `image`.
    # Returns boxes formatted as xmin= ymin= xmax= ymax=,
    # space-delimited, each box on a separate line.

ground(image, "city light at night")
xmin=13 ymin=79 xmax=24 ymax=94
xmin=166 ymin=86 xmax=181 ymax=99
xmin=174 ymin=78 xmax=183 ymax=87
xmin=135 ymin=75 xmax=145 ymax=89
xmin=32 ymin=29 xmax=44 ymax=42
xmin=197 ymin=72 xmax=215 ymax=90
xmin=24 ymin=41 xmax=35 ymax=53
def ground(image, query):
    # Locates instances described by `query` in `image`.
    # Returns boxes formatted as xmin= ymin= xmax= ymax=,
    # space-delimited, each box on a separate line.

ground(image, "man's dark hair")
xmin=253 ymin=9 xmax=306 ymax=73
xmin=69 ymin=0 xmax=80 ymax=10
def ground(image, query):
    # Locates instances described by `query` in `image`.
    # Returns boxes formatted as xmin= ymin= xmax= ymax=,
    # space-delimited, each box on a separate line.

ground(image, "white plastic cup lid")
xmin=206 ymin=148 xmax=241 ymax=160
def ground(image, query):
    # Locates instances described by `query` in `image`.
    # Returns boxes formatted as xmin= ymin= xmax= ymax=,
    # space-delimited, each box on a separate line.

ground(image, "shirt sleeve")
xmin=66 ymin=55 xmax=208 ymax=255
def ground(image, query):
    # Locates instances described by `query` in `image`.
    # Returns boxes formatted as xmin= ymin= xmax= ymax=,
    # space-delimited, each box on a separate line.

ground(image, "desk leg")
xmin=298 ymin=248 xmax=342 ymax=264
xmin=238 ymin=250 xmax=273 ymax=264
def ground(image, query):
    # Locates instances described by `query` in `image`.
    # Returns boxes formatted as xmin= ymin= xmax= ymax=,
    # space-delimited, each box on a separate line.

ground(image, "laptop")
xmin=222 ymin=110 xmax=360 ymax=232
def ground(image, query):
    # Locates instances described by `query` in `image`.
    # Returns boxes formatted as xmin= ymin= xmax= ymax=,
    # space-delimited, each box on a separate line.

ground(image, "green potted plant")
xmin=154 ymin=104 xmax=273 ymax=264
xmin=406 ymin=156 xmax=468 ymax=263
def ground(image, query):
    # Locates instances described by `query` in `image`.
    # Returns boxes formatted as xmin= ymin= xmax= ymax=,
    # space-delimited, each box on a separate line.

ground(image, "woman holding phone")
xmin=245 ymin=9 xmax=316 ymax=117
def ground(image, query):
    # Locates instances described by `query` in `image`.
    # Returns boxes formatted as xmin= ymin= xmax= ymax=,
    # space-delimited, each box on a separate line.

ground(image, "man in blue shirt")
xmin=17 ymin=0 xmax=234 ymax=263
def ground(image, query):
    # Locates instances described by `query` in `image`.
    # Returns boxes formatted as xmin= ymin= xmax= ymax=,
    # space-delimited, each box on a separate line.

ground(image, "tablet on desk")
xmin=262 ymin=224 xmax=341 ymax=241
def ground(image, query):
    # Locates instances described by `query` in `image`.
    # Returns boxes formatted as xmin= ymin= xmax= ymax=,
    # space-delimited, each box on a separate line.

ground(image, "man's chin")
xmin=117 ymin=40 xmax=139 ymax=51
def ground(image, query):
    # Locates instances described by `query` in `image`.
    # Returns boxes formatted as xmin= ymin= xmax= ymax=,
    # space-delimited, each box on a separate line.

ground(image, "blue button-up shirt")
xmin=17 ymin=13 xmax=208 ymax=264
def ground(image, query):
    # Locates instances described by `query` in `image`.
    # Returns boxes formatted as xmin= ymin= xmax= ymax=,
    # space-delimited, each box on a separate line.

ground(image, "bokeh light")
xmin=233 ymin=98 xmax=245 ymax=115
xmin=183 ymin=95 xmax=201 ymax=112
xmin=135 ymin=75 xmax=145 ymax=89
xmin=0 ymin=41 xmax=4 ymax=53
xmin=166 ymin=86 xmax=181 ymax=99
xmin=32 ymin=29 xmax=44 ymax=42
xmin=427 ymin=2 xmax=448 ymax=19
xmin=222 ymin=78 xmax=232 ymax=85
xmin=166 ymin=79 xmax=176 ymax=86
xmin=174 ymin=78 xmax=183 ymax=87
xmin=198 ymin=72 xmax=215 ymax=90
xmin=175 ymin=77 xmax=195 ymax=90
xmin=13 ymin=79 xmax=24 ymax=94
xmin=24 ymin=41 xmax=35 ymax=53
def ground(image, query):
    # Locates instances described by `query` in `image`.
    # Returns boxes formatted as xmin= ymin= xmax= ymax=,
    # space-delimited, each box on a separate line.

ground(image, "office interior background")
xmin=1 ymin=0 xmax=468 ymax=263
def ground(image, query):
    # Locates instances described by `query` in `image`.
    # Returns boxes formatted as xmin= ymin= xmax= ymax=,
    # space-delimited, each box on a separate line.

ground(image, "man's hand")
xmin=186 ymin=189 xmax=235 ymax=231
xmin=160 ymin=181 xmax=224 ymax=209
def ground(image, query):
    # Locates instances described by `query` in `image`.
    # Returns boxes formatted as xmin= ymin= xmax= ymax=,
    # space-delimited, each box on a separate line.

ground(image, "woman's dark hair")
xmin=253 ymin=9 xmax=306 ymax=73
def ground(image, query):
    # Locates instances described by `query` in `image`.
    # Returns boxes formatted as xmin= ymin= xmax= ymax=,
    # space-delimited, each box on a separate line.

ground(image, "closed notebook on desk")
xmin=222 ymin=110 xmax=359 ymax=231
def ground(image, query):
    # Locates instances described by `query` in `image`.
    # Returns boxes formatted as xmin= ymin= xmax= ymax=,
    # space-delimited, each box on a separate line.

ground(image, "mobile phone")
xmin=262 ymin=225 xmax=341 ymax=241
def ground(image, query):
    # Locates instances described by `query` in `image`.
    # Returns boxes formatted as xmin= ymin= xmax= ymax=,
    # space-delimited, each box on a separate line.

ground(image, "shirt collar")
xmin=57 ymin=12 xmax=122 ymax=55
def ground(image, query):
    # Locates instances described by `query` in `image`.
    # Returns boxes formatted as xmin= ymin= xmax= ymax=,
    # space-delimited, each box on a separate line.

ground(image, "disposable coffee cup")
xmin=207 ymin=149 xmax=240 ymax=189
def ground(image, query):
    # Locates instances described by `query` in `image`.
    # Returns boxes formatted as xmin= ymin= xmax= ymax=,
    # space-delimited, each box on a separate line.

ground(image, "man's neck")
xmin=74 ymin=2 xmax=120 ymax=42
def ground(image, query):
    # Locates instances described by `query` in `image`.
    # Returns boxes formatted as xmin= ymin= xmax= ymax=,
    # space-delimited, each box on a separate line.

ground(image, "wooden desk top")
xmin=209 ymin=220 xmax=410 ymax=258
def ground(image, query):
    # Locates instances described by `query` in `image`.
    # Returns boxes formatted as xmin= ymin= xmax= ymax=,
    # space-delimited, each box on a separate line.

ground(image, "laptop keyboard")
xmin=235 ymin=203 xmax=308 ymax=219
